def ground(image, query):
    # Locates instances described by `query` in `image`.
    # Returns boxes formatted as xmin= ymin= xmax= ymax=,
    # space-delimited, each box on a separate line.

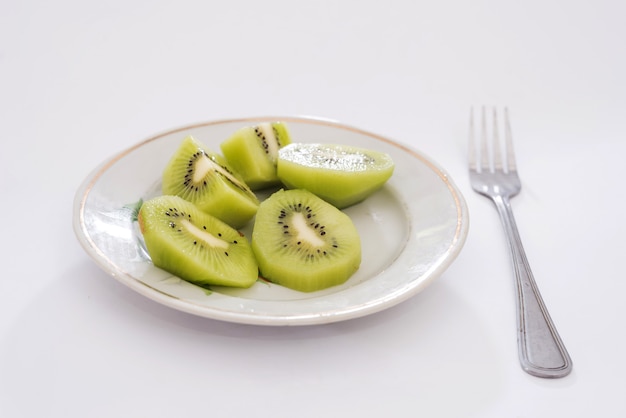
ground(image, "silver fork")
xmin=469 ymin=107 xmax=572 ymax=378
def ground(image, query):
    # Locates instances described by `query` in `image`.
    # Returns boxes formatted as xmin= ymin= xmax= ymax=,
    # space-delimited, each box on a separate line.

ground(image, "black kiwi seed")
xmin=273 ymin=126 xmax=282 ymax=147
xmin=182 ymin=152 xmax=207 ymax=190
xmin=274 ymin=211 xmax=334 ymax=260
xmin=254 ymin=127 xmax=270 ymax=155
xmin=215 ymin=168 xmax=251 ymax=194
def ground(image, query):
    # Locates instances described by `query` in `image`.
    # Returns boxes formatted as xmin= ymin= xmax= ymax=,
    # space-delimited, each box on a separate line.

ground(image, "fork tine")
xmin=480 ymin=106 xmax=490 ymax=171
xmin=492 ymin=108 xmax=503 ymax=170
xmin=470 ymin=106 xmax=514 ymax=173
xmin=469 ymin=107 xmax=477 ymax=171
xmin=504 ymin=107 xmax=517 ymax=172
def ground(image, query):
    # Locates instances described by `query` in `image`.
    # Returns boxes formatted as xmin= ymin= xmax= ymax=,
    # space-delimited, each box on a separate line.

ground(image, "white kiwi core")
xmin=292 ymin=212 xmax=325 ymax=247
xmin=195 ymin=153 xmax=246 ymax=190
xmin=257 ymin=123 xmax=279 ymax=161
xmin=181 ymin=219 xmax=229 ymax=249
xmin=193 ymin=155 xmax=213 ymax=182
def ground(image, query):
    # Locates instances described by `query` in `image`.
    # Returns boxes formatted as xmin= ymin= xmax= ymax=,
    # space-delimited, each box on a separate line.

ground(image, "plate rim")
xmin=73 ymin=115 xmax=469 ymax=326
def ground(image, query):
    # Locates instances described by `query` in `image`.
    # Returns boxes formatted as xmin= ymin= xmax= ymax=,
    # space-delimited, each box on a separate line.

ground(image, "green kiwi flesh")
xmin=162 ymin=136 xmax=259 ymax=228
xmin=277 ymin=143 xmax=395 ymax=208
xmin=138 ymin=195 xmax=258 ymax=288
xmin=220 ymin=122 xmax=292 ymax=190
xmin=251 ymin=189 xmax=361 ymax=292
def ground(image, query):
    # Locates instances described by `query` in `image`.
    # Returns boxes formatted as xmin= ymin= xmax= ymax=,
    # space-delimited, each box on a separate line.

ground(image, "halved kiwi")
xmin=220 ymin=122 xmax=292 ymax=190
xmin=251 ymin=189 xmax=361 ymax=292
xmin=162 ymin=136 xmax=259 ymax=228
xmin=138 ymin=195 xmax=259 ymax=288
xmin=277 ymin=143 xmax=395 ymax=208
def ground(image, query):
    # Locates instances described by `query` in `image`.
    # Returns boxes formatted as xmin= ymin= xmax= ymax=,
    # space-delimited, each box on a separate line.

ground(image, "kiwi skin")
xmin=138 ymin=195 xmax=259 ymax=288
xmin=251 ymin=189 xmax=361 ymax=292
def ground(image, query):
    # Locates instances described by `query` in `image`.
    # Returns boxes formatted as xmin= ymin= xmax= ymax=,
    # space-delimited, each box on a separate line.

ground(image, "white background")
xmin=2 ymin=0 xmax=625 ymax=417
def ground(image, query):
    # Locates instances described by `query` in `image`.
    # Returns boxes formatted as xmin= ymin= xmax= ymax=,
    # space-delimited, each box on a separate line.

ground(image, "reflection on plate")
xmin=73 ymin=116 xmax=469 ymax=325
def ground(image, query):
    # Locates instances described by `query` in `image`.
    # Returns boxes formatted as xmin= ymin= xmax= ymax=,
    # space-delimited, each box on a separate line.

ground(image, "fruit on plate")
xmin=220 ymin=121 xmax=292 ymax=190
xmin=138 ymin=195 xmax=258 ymax=288
xmin=276 ymin=143 xmax=395 ymax=208
xmin=251 ymin=189 xmax=361 ymax=292
xmin=162 ymin=136 xmax=259 ymax=228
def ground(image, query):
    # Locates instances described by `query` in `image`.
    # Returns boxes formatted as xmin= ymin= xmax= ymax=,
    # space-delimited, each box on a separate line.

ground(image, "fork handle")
xmin=493 ymin=196 xmax=573 ymax=378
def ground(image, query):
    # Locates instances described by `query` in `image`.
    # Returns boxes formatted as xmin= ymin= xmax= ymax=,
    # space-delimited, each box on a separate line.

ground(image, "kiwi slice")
xmin=276 ymin=143 xmax=395 ymax=208
xmin=138 ymin=195 xmax=258 ymax=288
xmin=220 ymin=122 xmax=292 ymax=190
xmin=162 ymin=135 xmax=259 ymax=228
xmin=251 ymin=189 xmax=361 ymax=292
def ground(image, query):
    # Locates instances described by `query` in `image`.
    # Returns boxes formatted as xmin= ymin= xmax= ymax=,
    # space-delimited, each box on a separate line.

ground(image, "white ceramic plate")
xmin=73 ymin=116 xmax=469 ymax=325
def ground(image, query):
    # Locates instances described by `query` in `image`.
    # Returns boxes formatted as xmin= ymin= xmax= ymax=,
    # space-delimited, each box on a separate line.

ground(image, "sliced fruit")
xmin=220 ymin=121 xmax=292 ymax=190
xmin=138 ymin=195 xmax=258 ymax=288
xmin=276 ymin=143 xmax=395 ymax=208
xmin=162 ymin=135 xmax=259 ymax=228
xmin=251 ymin=189 xmax=361 ymax=292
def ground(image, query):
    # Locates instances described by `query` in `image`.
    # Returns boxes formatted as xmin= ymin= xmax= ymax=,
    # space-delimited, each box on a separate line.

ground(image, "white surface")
xmin=73 ymin=117 xmax=468 ymax=325
xmin=1 ymin=0 xmax=625 ymax=417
